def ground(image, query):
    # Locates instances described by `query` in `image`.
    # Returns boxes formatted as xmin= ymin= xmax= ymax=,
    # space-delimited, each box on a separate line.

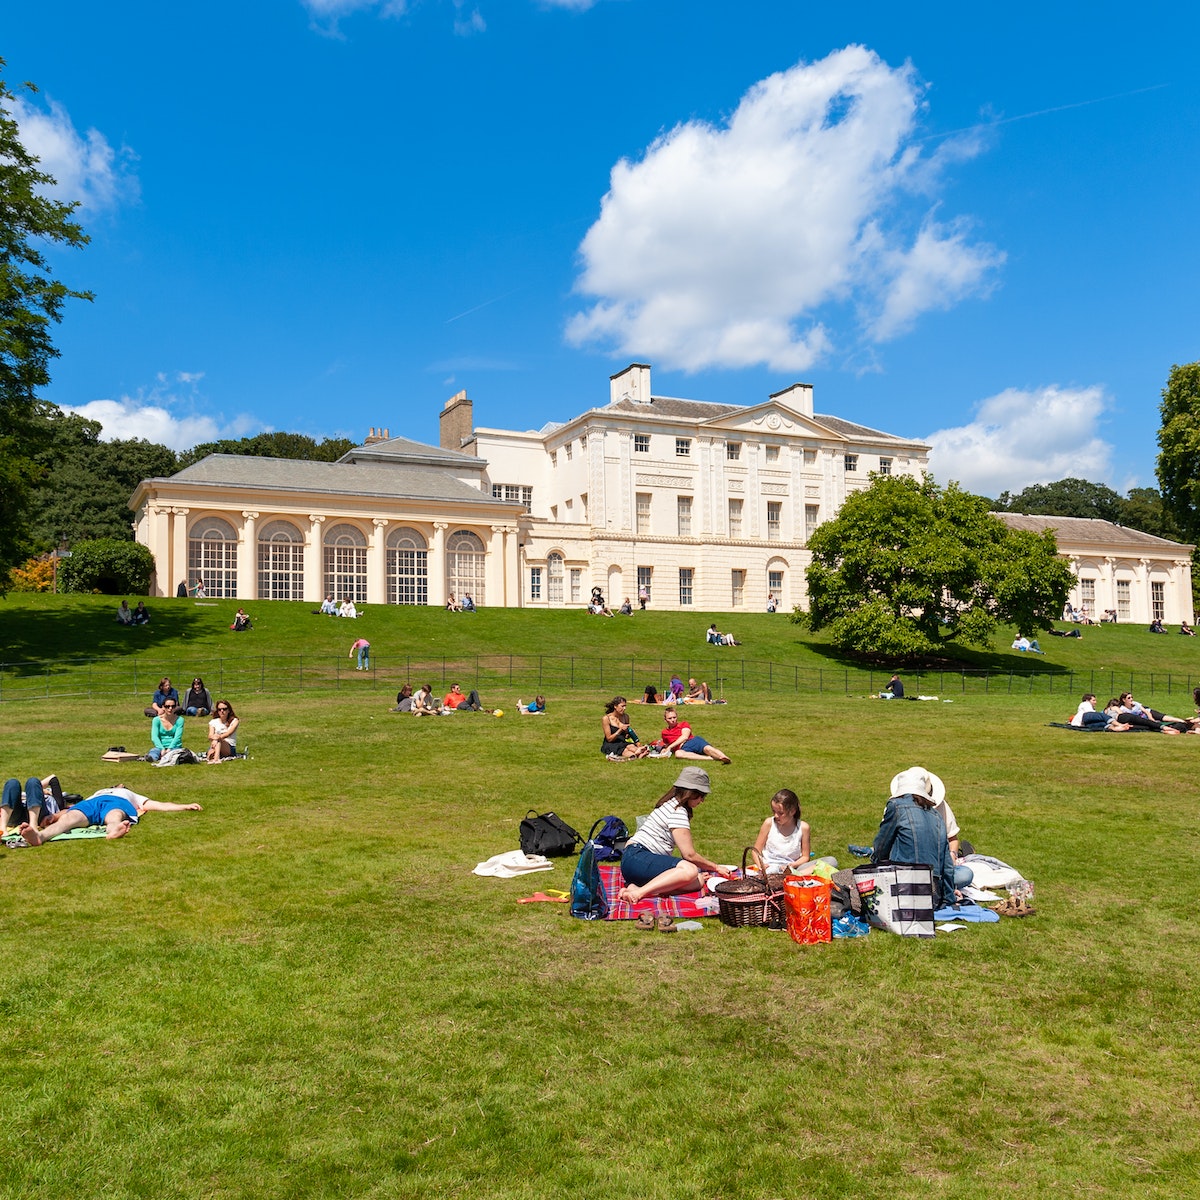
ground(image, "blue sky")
xmin=5 ymin=0 xmax=1198 ymax=496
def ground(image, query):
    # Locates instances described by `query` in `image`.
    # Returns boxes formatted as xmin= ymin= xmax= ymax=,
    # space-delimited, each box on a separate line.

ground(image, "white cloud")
xmin=11 ymin=95 xmax=138 ymax=214
xmin=925 ymin=385 xmax=1114 ymax=498
xmin=566 ymin=45 xmax=1003 ymax=372
xmin=64 ymin=373 xmax=263 ymax=452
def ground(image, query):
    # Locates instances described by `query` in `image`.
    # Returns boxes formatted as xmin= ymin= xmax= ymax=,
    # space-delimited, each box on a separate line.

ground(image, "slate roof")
xmin=167 ymin=455 xmax=509 ymax=506
xmin=996 ymin=513 xmax=1194 ymax=552
xmin=340 ymin=435 xmax=482 ymax=466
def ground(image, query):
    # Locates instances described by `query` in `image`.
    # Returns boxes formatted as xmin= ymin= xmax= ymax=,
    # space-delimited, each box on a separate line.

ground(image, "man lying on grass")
xmin=18 ymin=785 xmax=202 ymax=846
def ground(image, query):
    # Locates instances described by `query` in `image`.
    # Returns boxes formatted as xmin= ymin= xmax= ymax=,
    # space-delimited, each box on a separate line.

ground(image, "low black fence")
xmin=1 ymin=653 xmax=1196 ymax=706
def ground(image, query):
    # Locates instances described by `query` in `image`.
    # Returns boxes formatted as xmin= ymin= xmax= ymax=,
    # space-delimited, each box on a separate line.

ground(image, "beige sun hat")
xmin=888 ymin=766 xmax=937 ymax=803
xmin=673 ymin=766 xmax=712 ymax=794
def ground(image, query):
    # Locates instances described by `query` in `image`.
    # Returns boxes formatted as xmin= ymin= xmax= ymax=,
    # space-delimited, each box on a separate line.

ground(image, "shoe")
xmin=45 ymin=775 xmax=63 ymax=803
xmin=635 ymin=912 xmax=656 ymax=930
xmin=848 ymin=844 xmax=872 ymax=858
xmin=606 ymin=753 xmax=623 ymax=762
xmin=654 ymin=915 xmax=677 ymax=933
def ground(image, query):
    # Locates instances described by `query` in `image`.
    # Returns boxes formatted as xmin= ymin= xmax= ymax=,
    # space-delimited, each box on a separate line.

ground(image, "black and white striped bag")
xmin=851 ymin=861 xmax=935 ymax=938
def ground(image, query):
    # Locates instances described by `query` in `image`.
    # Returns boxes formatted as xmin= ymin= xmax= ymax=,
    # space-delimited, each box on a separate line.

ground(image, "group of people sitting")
xmin=616 ymin=764 xmax=969 ymax=915
xmin=445 ymin=593 xmax=476 ymax=612
xmin=638 ymin=677 xmax=714 ymax=705
xmin=144 ymin=676 xmax=242 ymax=760
xmin=706 ymin=623 xmax=739 ymax=645
xmin=116 ymin=600 xmax=151 ymax=626
xmin=319 ymin=595 xmax=361 ymax=618
xmin=393 ymin=683 xmax=490 ymax=714
xmin=1069 ymin=689 xmax=1200 ymax=734
xmin=600 ymin=695 xmax=731 ymax=763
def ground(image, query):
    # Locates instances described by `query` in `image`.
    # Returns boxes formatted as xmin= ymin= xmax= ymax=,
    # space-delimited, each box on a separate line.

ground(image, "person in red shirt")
xmin=443 ymin=684 xmax=484 ymax=711
xmin=659 ymin=705 xmax=731 ymax=764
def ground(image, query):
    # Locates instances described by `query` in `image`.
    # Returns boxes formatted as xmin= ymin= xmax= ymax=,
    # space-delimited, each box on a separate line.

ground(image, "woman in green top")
xmin=147 ymin=700 xmax=185 ymax=762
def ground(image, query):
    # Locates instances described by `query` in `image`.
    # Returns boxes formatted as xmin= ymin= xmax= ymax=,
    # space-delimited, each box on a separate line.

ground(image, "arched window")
xmin=547 ymin=552 xmax=564 ymax=605
xmin=257 ymin=520 xmax=305 ymax=600
xmin=387 ymin=526 xmax=429 ymax=606
xmin=323 ymin=523 xmax=368 ymax=605
xmin=446 ymin=529 xmax=485 ymax=606
xmin=188 ymin=516 xmax=237 ymax=598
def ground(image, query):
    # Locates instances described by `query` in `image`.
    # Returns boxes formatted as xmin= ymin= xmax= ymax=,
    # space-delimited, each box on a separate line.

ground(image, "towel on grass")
xmin=474 ymin=851 xmax=554 ymax=878
xmin=934 ymin=902 xmax=1000 ymax=923
xmin=599 ymin=861 xmax=716 ymax=921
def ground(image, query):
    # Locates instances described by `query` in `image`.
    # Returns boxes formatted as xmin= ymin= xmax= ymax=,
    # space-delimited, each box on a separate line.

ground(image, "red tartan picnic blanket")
xmin=599 ymin=860 xmax=715 ymax=920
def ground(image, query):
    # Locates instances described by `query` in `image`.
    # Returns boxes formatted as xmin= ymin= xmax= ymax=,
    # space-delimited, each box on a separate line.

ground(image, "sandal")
xmin=654 ymin=915 xmax=677 ymax=933
xmin=635 ymin=912 xmax=656 ymax=931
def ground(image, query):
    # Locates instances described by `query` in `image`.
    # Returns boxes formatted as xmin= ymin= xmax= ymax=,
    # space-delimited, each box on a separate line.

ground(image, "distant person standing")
xmin=638 ymin=583 xmax=649 ymax=610
xmin=193 ymin=576 xmax=207 ymax=599
xmin=350 ymin=637 xmax=371 ymax=670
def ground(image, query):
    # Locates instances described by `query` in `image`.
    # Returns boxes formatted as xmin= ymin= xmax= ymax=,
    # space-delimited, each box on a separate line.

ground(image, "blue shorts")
xmin=70 ymin=795 xmax=139 ymax=827
xmin=678 ymin=736 xmax=709 ymax=754
xmin=621 ymin=842 xmax=681 ymax=886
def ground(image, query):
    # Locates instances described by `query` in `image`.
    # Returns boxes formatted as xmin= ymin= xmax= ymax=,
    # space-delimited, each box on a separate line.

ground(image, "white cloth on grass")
xmin=473 ymin=851 xmax=554 ymax=878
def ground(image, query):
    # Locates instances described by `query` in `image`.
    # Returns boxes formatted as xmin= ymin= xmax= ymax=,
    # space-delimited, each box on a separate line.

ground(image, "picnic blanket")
xmin=2 ymin=826 xmax=110 ymax=847
xmin=599 ymin=860 xmax=716 ymax=921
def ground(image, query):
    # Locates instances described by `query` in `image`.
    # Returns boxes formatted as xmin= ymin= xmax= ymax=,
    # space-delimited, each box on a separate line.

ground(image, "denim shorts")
xmin=678 ymin=736 xmax=709 ymax=754
xmin=621 ymin=842 xmax=681 ymax=886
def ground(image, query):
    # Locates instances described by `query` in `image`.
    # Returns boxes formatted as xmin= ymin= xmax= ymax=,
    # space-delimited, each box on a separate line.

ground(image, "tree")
xmin=176 ymin=431 xmax=355 ymax=470
xmin=0 ymin=61 xmax=93 ymax=588
xmin=798 ymin=474 xmax=1074 ymax=659
xmin=1000 ymin=477 xmax=1124 ymax=523
xmin=1156 ymin=362 xmax=1200 ymax=543
xmin=1119 ymin=487 xmax=1178 ymax=541
xmin=58 ymin=538 xmax=155 ymax=595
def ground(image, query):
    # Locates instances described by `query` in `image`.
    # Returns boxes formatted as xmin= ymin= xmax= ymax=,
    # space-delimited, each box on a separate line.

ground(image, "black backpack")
xmin=519 ymin=810 xmax=583 ymax=857
xmin=586 ymin=815 xmax=629 ymax=862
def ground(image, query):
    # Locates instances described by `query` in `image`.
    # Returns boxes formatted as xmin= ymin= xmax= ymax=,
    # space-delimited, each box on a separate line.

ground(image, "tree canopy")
xmin=996 ymin=476 xmax=1125 ymax=523
xmin=799 ymin=474 xmax=1074 ymax=659
xmin=1156 ymin=361 xmax=1200 ymax=544
xmin=176 ymin=431 xmax=355 ymax=470
xmin=0 ymin=61 xmax=93 ymax=587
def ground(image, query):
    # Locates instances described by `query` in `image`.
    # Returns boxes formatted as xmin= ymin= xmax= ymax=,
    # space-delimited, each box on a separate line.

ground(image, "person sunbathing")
xmin=18 ymin=785 xmax=201 ymax=845
xmin=658 ymin=706 xmax=731 ymax=764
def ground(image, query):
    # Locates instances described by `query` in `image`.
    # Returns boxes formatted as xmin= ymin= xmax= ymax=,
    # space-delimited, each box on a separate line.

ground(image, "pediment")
xmin=700 ymin=402 xmax=849 ymax=442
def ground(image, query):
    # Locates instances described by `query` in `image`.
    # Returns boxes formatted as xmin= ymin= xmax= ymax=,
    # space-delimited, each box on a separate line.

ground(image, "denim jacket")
xmin=872 ymin=793 xmax=956 ymax=908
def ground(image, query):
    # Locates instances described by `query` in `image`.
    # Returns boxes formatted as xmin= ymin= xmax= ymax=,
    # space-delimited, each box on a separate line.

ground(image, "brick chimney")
xmin=769 ymin=382 xmax=814 ymax=417
xmin=363 ymin=426 xmax=391 ymax=445
xmin=440 ymin=390 xmax=474 ymax=452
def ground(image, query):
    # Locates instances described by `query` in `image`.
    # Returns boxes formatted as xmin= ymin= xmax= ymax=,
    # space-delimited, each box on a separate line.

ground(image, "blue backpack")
xmin=587 ymin=815 xmax=629 ymax=862
xmin=570 ymin=839 xmax=609 ymax=921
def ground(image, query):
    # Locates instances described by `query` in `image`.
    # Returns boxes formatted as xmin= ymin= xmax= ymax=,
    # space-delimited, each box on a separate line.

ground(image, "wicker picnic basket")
xmin=714 ymin=847 xmax=787 ymax=929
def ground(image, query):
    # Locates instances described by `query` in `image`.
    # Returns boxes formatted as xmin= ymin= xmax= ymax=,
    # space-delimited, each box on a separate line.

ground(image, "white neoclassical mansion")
xmin=130 ymin=362 xmax=1194 ymax=620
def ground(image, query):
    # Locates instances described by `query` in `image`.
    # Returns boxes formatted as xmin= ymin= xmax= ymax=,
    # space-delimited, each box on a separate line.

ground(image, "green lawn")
xmin=2 ymin=598 xmax=1199 ymax=1198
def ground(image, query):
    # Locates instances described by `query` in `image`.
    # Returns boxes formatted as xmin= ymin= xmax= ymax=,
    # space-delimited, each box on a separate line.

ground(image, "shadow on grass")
xmin=796 ymin=635 xmax=1074 ymax=677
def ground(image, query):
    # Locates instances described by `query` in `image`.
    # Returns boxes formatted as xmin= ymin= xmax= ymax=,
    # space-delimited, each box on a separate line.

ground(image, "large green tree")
xmin=0 ymin=62 xmax=93 ymax=587
xmin=799 ymin=474 xmax=1074 ymax=659
xmin=176 ymin=431 xmax=355 ymax=470
xmin=997 ymin=476 xmax=1124 ymax=523
xmin=1156 ymin=361 xmax=1200 ymax=543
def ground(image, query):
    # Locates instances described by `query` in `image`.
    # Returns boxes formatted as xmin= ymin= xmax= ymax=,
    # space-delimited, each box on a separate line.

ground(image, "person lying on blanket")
xmin=616 ymin=767 xmax=733 ymax=904
xmin=18 ymin=785 xmax=201 ymax=846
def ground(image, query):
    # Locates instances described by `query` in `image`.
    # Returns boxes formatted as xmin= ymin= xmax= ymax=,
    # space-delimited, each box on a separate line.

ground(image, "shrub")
xmin=58 ymin=539 xmax=155 ymax=595
xmin=9 ymin=555 xmax=55 ymax=592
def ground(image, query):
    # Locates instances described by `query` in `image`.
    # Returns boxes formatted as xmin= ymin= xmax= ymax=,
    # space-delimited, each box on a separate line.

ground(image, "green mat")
xmin=2 ymin=825 xmax=112 ymax=847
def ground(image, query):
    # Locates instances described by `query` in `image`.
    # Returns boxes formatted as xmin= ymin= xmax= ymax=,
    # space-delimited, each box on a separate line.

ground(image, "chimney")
xmin=440 ymin=390 xmax=474 ymax=452
xmin=363 ymin=426 xmax=391 ymax=445
xmin=769 ymin=382 xmax=814 ymax=417
xmin=610 ymin=363 xmax=652 ymax=406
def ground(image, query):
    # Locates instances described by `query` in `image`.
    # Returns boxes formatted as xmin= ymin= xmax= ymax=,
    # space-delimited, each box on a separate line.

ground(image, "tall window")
xmin=879 ymin=457 xmax=893 ymax=475
xmin=565 ymin=441 xmax=573 ymax=460
xmin=765 ymin=445 xmax=780 ymax=463
xmin=257 ymin=520 xmax=303 ymax=600
xmin=637 ymin=566 xmax=652 ymax=601
xmin=636 ymin=493 xmax=651 ymax=535
xmin=677 ymin=495 xmax=692 ymax=537
xmin=803 ymin=449 xmax=817 ymax=467
xmin=731 ymin=569 xmax=745 ymax=607
xmin=530 ymin=567 xmax=542 ymax=600
xmin=726 ymin=442 xmax=741 ymax=461
xmin=1152 ymin=581 xmax=1165 ymax=621
xmin=769 ymin=569 xmax=783 ymax=596
xmin=188 ymin=516 xmax=237 ymax=599
xmin=570 ymin=568 xmax=582 ymax=603
xmin=324 ymin=523 xmax=368 ymax=604
xmin=547 ymin=552 xmax=564 ymax=604
xmin=728 ymin=498 xmax=743 ymax=537
xmin=766 ymin=501 xmax=782 ymax=540
xmin=387 ymin=526 xmax=428 ymax=605
xmin=679 ymin=568 xmax=694 ymax=606
xmin=1116 ymin=579 xmax=1131 ymax=621
xmin=676 ymin=438 xmax=691 ymax=457
xmin=844 ymin=454 xmax=858 ymax=472
xmin=1079 ymin=578 xmax=1096 ymax=608
xmin=805 ymin=505 xmax=821 ymax=541
xmin=447 ymin=529 xmax=486 ymax=605
xmin=634 ymin=433 xmax=650 ymax=454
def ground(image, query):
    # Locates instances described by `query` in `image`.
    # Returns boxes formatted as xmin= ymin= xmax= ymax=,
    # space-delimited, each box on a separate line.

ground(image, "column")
xmin=305 ymin=515 xmax=326 ymax=603
xmin=430 ymin=522 xmax=448 ymax=606
xmin=1102 ymin=555 xmax=1116 ymax=619
xmin=171 ymin=507 xmax=190 ymax=596
xmin=239 ymin=511 xmax=259 ymax=601
xmin=150 ymin=507 xmax=173 ymax=597
xmin=1135 ymin=557 xmax=1150 ymax=625
xmin=505 ymin=524 xmax=520 ymax=608
xmin=369 ymin=519 xmax=389 ymax=605
xmin=486 ymin=526 xmax=504 ymax=607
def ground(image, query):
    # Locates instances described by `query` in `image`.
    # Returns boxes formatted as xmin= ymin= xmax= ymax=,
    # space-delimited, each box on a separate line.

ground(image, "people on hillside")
xmin=207 ymin=701 xmax=240 ymax=760
xmin=117 ymin=600 xmax=134 ymax=625
xmin=231 ymin=607 xmax=252 ymax=632
xmin=183 ymin=677 xmax=213 ymax=717
xmin=668 ymin=676 xmax=685 ymax=702
xmin=638 ymin=685 xmax=661 ymax=705
xmin=462 ymin=594 xmax=476 ymax=612
xmin=638 ymin=583 xmax=649 ymax=610
xmin=519 ymin=695 xmax=547 ymax=714
xmin=657 ymin=706 xmax=731 ymax=764
xmin=766 ymin=593 xmax=777 ymax=613
xmin=17 ymin=785 xmax=202 ymax=846
xmin=338 ymin=598 xmax=358 ymax=618
xmin=320 ymin=594 xmax=338 ymax=615
xmin=445 ymin=594 xmax=462 ymax=612
xmin=707 ymin=623 xmax=738 ymax=645
xmin=1117 ymin=691 xmax=1196 ymax=733
xmin=1182 ymin=620 xmax=1195 ymax=636
xmin=684 ymin=678 xmax=712 ymax=703
xmin=1150 ymin=618 xmax=1167 ymax=634
xmin=133 ymin=601 xmax=150 ymax=625
xmin=618 ymin=597 xmax=633 ymax=615
xmin=412 ymin=684 xmax=441 ymax=716
xmin=602 ymin=696 xmax=649 ymax=759
xmin=349 ymin=637 xmax=371 ymax=670
xmin=883 ymin=673 xmax=904 ymax=699
xmin=193 ymin=576 xmax=207 ymax=599
xmin=443 ymin=684 xmax=485 ymax=712
xmin=147 ymin=700 xmax=185 ymax=762
xmin=617 ymin=767 xmax=729 ymax=904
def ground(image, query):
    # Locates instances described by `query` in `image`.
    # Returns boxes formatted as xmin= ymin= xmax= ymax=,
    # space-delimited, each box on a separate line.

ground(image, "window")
xmin=765 ymin=445 xmax=780 ymax=463
xmin=726 ymin=442 xmax=741 ymax=461
xmin=879 ymin=457 xmax=892 ymax=476
xmin=769 ymin=569 xmax=783 ymax=595
xmin=529 ymin=567 xmax=542 ymax=600
xmin=565 ymin=441 xmax=573 ymax=460
xmin=547 ymin=552 xmax=564 ymax=604
xmin=491 ymin=483 xmax=533 ymax=512
xmin=1152 ymin=581 xmax=1165 ymax=621
xmin=803 ymin=449 xmax=817 ymax=467
xmin=446 ymin=529 xmax=486 ymax=606
xmin=636 ymin=493 xmax=651 ymax=535
xmin=570 ymin=568 xmax=582 ymax=603
xmin=805 ymin=505 xmax=821 ymax=542
xmin=1116 ymin=579 xmax=1131 ymax=621
xmin=679 ymin=567 xmax=694 ymax=606
xmin=728 ymin=498 xmax=743 ymax=537
xmin=579 ymin=434 xmax=587 ymax=450
xmin=323 ymin=523 xmax=368 ymax=605
xmin=386 ymin=526 xmax=429 ymax=606
xmin=731 ymin=569 xmax=745 ymax=607
xmin=844 ymin=454 xmax=858 ymax=472
xmin=637 ymin=566 xmax=652 ymax=601
xmin=551 ymin=451 xmax=557 ymax=467
xmin=634 ymin=433 xmax=650 ymax=454
xmin=257 ymin=520 xmax=304 ymax=600
xmin=676 ymin=437 xmax=691 ymax=457
xmin=766 ymin=501 xmax=782 ymax=540
xmin=677 ymin=495 xmax=692 ymax=537
xmin=189 ymin=517 xmax=238 ymax=599
xmin=1079 ymin=578 xmax=1096 ymax=607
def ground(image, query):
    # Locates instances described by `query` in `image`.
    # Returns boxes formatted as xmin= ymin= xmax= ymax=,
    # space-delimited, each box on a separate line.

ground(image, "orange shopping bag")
xmin=783 ymin=876 xmax=832 ymax=944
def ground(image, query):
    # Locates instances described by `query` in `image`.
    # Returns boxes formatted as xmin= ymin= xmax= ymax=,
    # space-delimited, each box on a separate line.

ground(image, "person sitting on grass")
xmin=617 ymin=767 xmax=730 ymax=904
xmin=519 ymin=695 xmax=547 ymax=714
xmin=392 ymin=684 xmax=415 ymax=713
xmin=443 ymin=684 xmax=486 ymax=711
xmin=1116 ymin=691 xmax=1196 ymax=733
xmin=753 ymin=788 xmax=837 ymax=874
xmin=147 ymin=699 xmax=185 ymax=762
xmin=320 ymin=594 xmax=338 ymax=614
xmin=445 ymin=593 xmax=462 ymax=612
xmin=18 ymin=785 xmax=202 ymax=846
xmin=871 ymin=767 xmax=959 ymax=909
xmin=148 ymin=677 xmax=178 ymax=717
xmin=618 ymin=597 xmax=633 ymax=615
xmin=1182 ymin=621 xmax=1195 ymax=636
xmin=658 ymin=705 xmax=731 ymax=764
xmin=207 ymin=701 xmax=241 ymax=760
xmin=602 ymin=696 xmax=649 ymax=759
xmin=339 ymin=597 xmax=358 ymax=619
xmin=133 ymin=601 xmax=150 ymax=625
xmin=462 ymin=594 xmax=476 ymax=612
xmin=231 ymin=607 xmax=252 ymax=632
xmin=684 ymin=678 xmax=712 ymax=703
xmin=117 ymin=600 xmax=134 ymax=625
xmin=183 ymin=677 xmax=213 ymax=717
xmin=638 ymin=685 xmax=661 ymax=705
xmin=413 ymin=685 xmax=441 ymax=716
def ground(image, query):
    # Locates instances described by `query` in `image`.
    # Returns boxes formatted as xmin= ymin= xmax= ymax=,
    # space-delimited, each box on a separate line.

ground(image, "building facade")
xmin=131 ymin=363 xmax=931 ymax=610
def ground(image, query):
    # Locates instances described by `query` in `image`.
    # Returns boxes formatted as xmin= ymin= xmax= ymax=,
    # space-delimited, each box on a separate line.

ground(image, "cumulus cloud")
xmin=11 ymin=95 xmax=138 ymax=214
xmin=566 ymin=45 xmax=1003 ymax=372
xmin=925 ymin=385 xmax=1114 ymax=499
xmin=64 ymin=373 xmax=263 ymax=452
